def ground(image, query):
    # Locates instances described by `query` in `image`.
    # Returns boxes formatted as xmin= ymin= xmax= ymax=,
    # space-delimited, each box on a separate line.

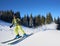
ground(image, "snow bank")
xmin=41 ymin=22 xmax=57 ymax=30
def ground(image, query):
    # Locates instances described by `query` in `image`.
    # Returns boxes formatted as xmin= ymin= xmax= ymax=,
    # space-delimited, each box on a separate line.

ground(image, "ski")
xmin=8 ymin=33 xmax=33 ymax=45
xmin=1 ymin=37 xmax=22 ymax=44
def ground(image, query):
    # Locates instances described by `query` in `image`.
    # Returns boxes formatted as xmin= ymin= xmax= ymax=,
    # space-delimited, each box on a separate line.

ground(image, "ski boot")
xmin=23 ymin=33 xmax=28 ymax=38
xmin=15 ymin=34 xmax=22 ymax=39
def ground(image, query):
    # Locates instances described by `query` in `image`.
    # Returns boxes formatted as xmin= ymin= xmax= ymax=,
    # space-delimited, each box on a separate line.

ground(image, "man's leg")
xmin=18 ymin=26 xmax=26 ymax=34
xmin=18 ymin=25 xmax=28 ymax=37
xmin=14 ymin=26 xmax=19 ymax=35
xmin=14 ymin=26 xmax=21 ymax=39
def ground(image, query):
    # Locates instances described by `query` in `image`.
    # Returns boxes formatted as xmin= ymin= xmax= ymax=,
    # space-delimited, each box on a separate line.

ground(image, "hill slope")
xmin=0 ymin=20 xmax=60 ymax=46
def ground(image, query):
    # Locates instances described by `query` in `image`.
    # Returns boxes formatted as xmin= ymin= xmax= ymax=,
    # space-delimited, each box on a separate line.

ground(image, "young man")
xmin=10 ymin=15 xmax=27 ymax=39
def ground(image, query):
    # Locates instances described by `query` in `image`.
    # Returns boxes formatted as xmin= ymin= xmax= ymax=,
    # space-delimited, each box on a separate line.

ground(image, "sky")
xmin=0 ymin=0 xmax=60 ymax=18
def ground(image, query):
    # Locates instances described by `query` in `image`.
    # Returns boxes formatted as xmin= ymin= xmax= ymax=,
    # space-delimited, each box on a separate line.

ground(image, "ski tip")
xmin=1 ymin=42 xmax=5 ymax=44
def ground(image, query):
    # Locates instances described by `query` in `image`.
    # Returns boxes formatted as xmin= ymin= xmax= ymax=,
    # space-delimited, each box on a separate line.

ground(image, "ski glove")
xmin=10 ymin=24 xmax=13 ymax=28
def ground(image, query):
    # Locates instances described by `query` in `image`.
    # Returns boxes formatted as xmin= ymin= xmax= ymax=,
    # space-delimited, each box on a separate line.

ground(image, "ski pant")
xmin=14 ymin=25 xmax=25 ymax=35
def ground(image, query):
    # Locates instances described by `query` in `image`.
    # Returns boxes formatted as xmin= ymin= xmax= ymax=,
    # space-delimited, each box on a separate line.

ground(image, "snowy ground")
xmin=0 ymin=20 xmax=60 ymax=46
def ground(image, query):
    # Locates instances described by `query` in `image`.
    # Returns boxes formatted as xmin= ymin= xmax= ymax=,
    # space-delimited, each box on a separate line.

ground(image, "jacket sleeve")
xmin=12 ymin=19 xmax=14 ymax=24
xmin=17 ymin=18 xmax=20 ymax=21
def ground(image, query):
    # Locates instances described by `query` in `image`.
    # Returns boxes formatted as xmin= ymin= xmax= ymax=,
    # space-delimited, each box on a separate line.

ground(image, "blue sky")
xmin=0 ymin=0 xmax=60 ymax=18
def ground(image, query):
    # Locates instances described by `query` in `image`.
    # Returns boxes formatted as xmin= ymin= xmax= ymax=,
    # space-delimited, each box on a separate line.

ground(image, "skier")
xmin=10 ymin=15 xmax=27 ymax=39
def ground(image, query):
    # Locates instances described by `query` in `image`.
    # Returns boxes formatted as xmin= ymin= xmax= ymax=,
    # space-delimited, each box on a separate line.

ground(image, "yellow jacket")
xmin=12 ymin=18 xmax=20 ymax=26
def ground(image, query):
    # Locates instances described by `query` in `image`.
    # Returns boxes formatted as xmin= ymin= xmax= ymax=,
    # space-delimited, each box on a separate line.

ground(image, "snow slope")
xmin=0 ymin=20 xmax=60 ymax=46
xmin=17 ymin=30 xmax=60 ymax=46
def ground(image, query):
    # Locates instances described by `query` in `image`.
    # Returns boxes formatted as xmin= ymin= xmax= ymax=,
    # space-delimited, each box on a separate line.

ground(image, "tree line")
xmin=0 ymin=10 xmax=60 ymax=28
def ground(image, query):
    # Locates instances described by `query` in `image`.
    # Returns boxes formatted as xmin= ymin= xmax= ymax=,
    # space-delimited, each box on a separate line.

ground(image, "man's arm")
xmin=10 ymin=19 xmax=14 ymax=28
xmin=10 ymin=24 xmax=13 ymax=28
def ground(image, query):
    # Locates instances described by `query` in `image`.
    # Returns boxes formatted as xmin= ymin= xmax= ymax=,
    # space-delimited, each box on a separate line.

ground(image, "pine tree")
xmin=54 ymin=17 xmax=57 ymax=24
xmin=27 ymin=14 xmax=29 ymax=26
xmin=41 ymin=16 xmax=45 ymax=25
xmin=57 ymin=17 xmax=60 ymax=30
xmin=35 ymin=15 xmax=41 ymax=26
xmin=46 ymin=13 xmax=53 ymax=24
xmin=56 ymin=17 xmax=60 ymax=24
xmin=29 ymin=14 xmax=33 ymax=27
xmin=22 ymin=14 xmax=28 ymax=26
